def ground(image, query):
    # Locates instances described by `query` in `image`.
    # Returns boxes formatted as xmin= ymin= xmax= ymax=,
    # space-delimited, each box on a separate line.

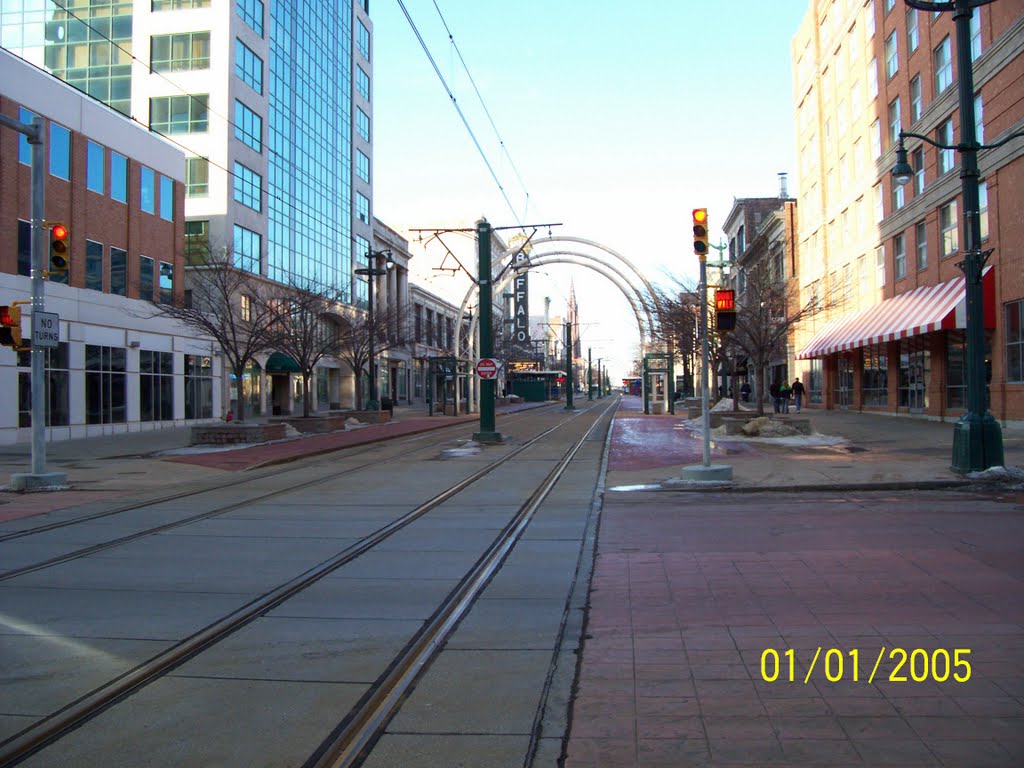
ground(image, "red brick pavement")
xmin=564 ymin=489 xmax=1024 ymax=767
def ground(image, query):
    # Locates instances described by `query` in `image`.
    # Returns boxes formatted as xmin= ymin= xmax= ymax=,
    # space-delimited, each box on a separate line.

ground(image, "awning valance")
xmin=797 ymin=267 xmax=994 ymax=359
xmin=265 ymin=352 xmax=302 ymax=373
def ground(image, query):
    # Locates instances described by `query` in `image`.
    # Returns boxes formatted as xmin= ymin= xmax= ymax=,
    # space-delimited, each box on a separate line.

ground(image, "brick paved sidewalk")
xmin=563 ymin=486 xmax=1024 ymax=768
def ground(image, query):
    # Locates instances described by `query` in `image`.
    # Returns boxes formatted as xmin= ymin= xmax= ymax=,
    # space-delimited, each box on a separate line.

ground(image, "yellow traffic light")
xmin=692 ymin=208 xmax=709 ymax=257
xmin=0 ymin=305 xmax=24 ymax=349
xmin=50 ymin=223 xmax=69 ymax=275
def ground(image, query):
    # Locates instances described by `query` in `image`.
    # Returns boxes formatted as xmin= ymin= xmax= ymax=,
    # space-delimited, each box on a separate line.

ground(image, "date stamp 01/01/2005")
xmin=760 ymin=648 xmax=973 ymax=685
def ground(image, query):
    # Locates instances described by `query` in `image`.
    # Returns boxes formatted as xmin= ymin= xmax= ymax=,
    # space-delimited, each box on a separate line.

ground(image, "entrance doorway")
xmin=834 ymin=356 xmax=853 ymax=408
xmin=899 ymin=347 xmax=929 ymax=412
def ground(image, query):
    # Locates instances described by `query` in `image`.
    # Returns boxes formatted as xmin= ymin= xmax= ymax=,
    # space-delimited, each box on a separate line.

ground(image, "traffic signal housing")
xmin=50 ymin=223 xmax=69 ymax=275
xmin=715 ymin=288 xmax=736 ymax=332
xmin=0 ymin=305 xmax=24 ymax=349
xmin=692 ymin=208 xmax=709 ymax=257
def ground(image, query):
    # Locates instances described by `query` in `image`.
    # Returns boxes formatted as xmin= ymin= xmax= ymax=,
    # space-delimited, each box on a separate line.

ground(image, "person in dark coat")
xmin=791 ymin=377 xmax=806 ymax=413
xmin=740 ymin=382 xmax=751 ymax=403
xmin=769 ymin=381 xmax=781 ymax=413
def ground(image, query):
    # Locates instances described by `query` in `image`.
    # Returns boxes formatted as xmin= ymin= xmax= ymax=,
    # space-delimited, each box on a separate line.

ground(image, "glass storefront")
xmin=861 ymin=345 xmax=887 ymax=407
xmin=898 ymin=339 xmax=929 ymax=411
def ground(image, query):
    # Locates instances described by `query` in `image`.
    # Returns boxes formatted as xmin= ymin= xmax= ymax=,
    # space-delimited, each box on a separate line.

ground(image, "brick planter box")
xmin=190 ymin=423 xmax=288 ymax=445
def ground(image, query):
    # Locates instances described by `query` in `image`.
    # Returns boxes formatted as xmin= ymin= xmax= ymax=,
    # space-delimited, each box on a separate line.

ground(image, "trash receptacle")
xmin=380 ymin=396 xmax=393 ymax=416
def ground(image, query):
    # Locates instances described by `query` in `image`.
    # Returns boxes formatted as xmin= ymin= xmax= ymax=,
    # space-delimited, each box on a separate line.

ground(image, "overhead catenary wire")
xmin=395 ymin=0 xmax=526 ymax=229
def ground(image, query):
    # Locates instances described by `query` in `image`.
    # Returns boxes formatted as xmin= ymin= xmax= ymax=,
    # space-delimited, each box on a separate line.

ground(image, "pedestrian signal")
xmin=715 ymin=289 xmax=736 ymax=332
xmin=0 ymin=305 xmax=24 ymax=349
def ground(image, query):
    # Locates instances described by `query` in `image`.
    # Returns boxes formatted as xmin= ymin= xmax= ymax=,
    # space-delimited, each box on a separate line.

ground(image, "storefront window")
xmin=808 ymin=360 xmax=823 ymax=404
xmin=185 ymin=354 xmax=214 ymax=419
xmin=17 ymin=344 xmax=70 ymax=427
xmin=898 ymin=340 xmax=929 ymax=410
xmin=862 ymin=347 xmax=888 ymax=406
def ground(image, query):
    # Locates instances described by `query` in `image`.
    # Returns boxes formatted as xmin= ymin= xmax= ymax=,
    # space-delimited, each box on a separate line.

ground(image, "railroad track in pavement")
xmin=0 ymin=397 xmax=619 ymax=767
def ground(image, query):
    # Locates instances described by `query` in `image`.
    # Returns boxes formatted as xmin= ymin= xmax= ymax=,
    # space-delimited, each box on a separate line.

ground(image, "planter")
xmin=190 ymin=423 xmax=288 ymax=445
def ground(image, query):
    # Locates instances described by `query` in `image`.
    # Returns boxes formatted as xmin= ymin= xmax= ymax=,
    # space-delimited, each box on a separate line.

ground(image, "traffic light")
xmin=0 ymin=305 xmax=23 ymax=349
xmin=692 ymin=208 xmax=709 ymax=257
xmin=715 ymin=288 xmax=737 ymax=332
xmin=50 ymin=223 xmax=69 ymax=274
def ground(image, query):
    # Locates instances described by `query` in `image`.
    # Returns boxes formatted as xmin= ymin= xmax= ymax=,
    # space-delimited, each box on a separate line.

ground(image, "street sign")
xmin=476 ymin=357 xmax=499 ymax=380
xmin=32 ymin=311 xmax=59 ymax=348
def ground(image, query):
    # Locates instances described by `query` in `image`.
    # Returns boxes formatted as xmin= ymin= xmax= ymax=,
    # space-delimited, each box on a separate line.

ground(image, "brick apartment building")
xmin=791 ymin=0 xmax=1024 ymax=423
xmin=0 ymin=49 xmax=222 ymax=444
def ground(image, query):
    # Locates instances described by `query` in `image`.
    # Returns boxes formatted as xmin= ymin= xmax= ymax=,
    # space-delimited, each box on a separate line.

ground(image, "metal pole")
xmin=699 ymin=256 xmax=711 ymax=467
xmin=587 ymin=347 xmax=593 ymax=401
xmin=366 ymin=254 xmax=377 ymax=409
xmin=597 ymin=359 xmax=602 ymax=398
xmin=474 ymin=218 xmax=501 ymax=442
xmin=564 ymin=322 xmax=574 ymax=410
xmin=947 ymin=0 xmax=1003 ymax=472
xmin=30 ymin=118 xmax=46 ymax=476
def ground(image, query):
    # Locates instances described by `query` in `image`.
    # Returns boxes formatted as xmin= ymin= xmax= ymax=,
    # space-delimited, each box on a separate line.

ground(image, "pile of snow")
xmin=344 ymin=417 xmax=369 ymax=431
xmin=740 ymin=416 xmax=806 ymax=438
xmin=440 ymin=440 xmax=481 ymax=458
xmin=283 ymin=424 xmax=302 ymax=438
xmin=967 ymin=465 xmax=1024 ymax=488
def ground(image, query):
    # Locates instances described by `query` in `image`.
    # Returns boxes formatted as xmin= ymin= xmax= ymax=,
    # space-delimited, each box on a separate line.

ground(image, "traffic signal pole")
xmin=473 ymin=218 xmax=502 ymax=443
xmin=0 ymin=114 xmax=65 ymax=489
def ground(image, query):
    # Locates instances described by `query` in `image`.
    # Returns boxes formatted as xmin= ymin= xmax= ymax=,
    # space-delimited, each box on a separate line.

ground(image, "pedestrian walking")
xmin=740 ymin=382 xmax=751 ymax=403
xmin=779 ymin=381 xmax=792 ymax=413
xmin=791 ymin=377 xmax=806 ymax=413
xmin=769 ymin=381 xmax=781 ymax=413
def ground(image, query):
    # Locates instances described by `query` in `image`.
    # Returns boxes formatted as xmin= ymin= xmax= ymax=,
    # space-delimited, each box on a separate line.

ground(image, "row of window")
xmin=17 ymin=344 xmax=213 ymax=427
xmin=413 ymin=304 xmax=456 ymax=348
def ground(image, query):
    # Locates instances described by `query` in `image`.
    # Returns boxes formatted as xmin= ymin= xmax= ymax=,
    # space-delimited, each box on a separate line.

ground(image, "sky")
xmin=371 ymin=1 xmax=810 ymax=379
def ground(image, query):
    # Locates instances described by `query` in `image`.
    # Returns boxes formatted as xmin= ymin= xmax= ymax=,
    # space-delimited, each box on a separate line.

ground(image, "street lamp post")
xmin=892 ymin=0 xmax=1019 ymax=472
xmin=354 ymin=248 xmax=394 ymax=411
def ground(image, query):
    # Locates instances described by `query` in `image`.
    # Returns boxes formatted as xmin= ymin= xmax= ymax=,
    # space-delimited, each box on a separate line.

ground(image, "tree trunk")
xmin=234 ymin=363 xmax=247 ymax=422
xmin=302 ymin=371 xmax=311 ymax=417
xmin=353 ymin=366 xmax=364 ymax=410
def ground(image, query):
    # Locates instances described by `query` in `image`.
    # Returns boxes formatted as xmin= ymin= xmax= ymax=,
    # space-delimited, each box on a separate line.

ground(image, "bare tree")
xmin=150 ymin=242 xmax=279 ymax=422
xmin=653 ymin=285 xmax=701 ymax=398
xmin=268 ymin=280 xmax=347 ymax=418
xmin=723 ymin=261 xmax=827 ymax=416
xmin=335 ymin=301 xmax=412 ymax=409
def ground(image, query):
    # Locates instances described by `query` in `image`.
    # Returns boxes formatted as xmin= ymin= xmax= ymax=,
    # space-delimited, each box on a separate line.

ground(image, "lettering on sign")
xmin=513 ymin=249 xmax=530 ymax=344
xmin=32 ymin=311 xmax=60 ymax=348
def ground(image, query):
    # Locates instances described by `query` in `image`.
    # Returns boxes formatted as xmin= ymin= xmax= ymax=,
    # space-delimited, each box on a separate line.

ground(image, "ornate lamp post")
xmin=892 ymin=0 xmax=1021 ymax=472
xmin=354 ymin=248 xmax=394 ymax=410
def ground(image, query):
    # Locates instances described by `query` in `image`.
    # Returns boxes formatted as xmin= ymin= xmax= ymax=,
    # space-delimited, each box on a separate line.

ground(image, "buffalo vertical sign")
xmin=510 ymin=236 xmax=531 ymax=345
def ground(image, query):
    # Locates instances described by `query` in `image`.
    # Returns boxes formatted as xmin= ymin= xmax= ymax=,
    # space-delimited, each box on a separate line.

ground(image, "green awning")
xmin=265 ymin=352 xmax=301 ymax=373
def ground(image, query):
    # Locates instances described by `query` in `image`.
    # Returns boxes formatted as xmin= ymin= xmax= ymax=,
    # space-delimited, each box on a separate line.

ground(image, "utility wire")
xmin=429 ymin=0 xmax=532 ymax=222
xmin=395 ymin=0 xmax=524 ymax=229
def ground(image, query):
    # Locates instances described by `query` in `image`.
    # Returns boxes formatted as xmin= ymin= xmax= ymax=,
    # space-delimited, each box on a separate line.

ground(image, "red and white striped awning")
xmin=796 ymin=267 xmax=994 ymax=359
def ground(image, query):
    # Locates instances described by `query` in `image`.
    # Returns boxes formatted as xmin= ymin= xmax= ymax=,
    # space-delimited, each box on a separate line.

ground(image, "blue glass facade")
xmin=268 ymin=1 xmax=353 ymax=301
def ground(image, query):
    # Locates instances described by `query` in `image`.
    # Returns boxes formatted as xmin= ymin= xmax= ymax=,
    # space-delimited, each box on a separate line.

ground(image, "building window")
xmin=159 ymin=175 xmax=174 ymax=221
xmin=940 ymin=200 xmax=958 ymax=256
xmin=934 ymin=36 xmax=952 ymax=93
xmin=356 ymin=66 xmax=370 ymax=100
xmin=140 ymin=350 xmax=174 ymax=422
xmin=86 ymin=240 xmax=103 ymax=291
xmin=150 ymin=94 xmax=209 ymax=135
xmin=912 ymin=147 xmax=925 ymax=195
xmin=910 ymin=75 xmax=922 ymax=122
xmin=237 ymin=0 xmax=264 ymax=36
xmin=159 ymin=261 xmax=174 ymax=304
xmin=356 ymin=192 xmax=369 ymax=223
xmin=894 ymin=233 xmax=906 ymax=280
xmin=978 ymin=180 xmax=988 ymax=241
xmin=111 ymin=152 xmax=127 ymax=203
xmin=18 ymin=108 xmax=36 ymax=165
xmin=151 ymin=32 xmax=210 ymax=72
xmin=875 ymin=245 xmax=886 ymax=287
xmin=357 ymin=19 xmax=370 ymax=59
xmin=907 ymin=8 xmax=919 ymax=52
xmin=153 ymin=0 xmax=211 ymax=8
xmin=49 ymin=123 xmax=70 ymax=180
xmin=1006 ymin=301 xmax=1024 ymax=383
xmin=184 ymin=355 xmax=213 ymax=419
xmin=110 ymin=247 xmax=127 ymax=295
xmin=85 ymin=345 xmax=127 ymax=425
xmin=888 ymin=97 xmax=901 ymax=146
xmin=356 ymin=150 xmax=370 ymax=183
xmin=862 ymin=346 xmax=888 ymax=406
xmin=884 ymin=31 xmax=898 ymax=78
xmin=185 ymin=220 xmax=209 ymax=264
xmin=87 ymin=141 xmax=105 ymax=193
xmin=140 ymin=255 xmax=155 ymax=301
xmin=187 ymin=158 xmax=209 ymax=197
xmin=870 ymin=119 xmax=881 ymax=159
xmin=974 ymin=93 xmax=984 ymax=144
xmin=241 ymin=294 xmax=252 ymax=322
xmin=884 ymin=0 xmax=895 ymax=12
xmin=874 ymin=183 xmax=883 ymax=222
xmin=233 ymin=224 xmax=261 ymax=273
xmin=353 ymin=235 xmax=369 ymax=308
xmin=234 ymin=100 xmax=262 ymax=152
xmin=236 ymin=39 xmax=263 ymax=93
xmin=868 ymin=57 xmax=878 ymax=98
xmin=17 ymin=344 xmax=70 ymax=428
xmin=915 ymin=221 xmax=928 ymax=271
xmin=892 ymin=181 xmax=905 ymax=211
xmin=937 ymin=119 xmax=955 ymax=174
xmin=141 ymin=166 xmax=155 ymax=214
xmin=17 ymin=220 xmax=31 ymax=276
xmin=233 ymin=162 xmax=262 ymax=211
xmin=970 ymin=7 xmax=982 ymax=61
xmin=356 ymin=109 xmax=371 ymax=144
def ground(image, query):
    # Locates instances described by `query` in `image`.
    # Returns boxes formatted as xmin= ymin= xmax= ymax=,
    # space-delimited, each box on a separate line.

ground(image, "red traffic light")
xmin=52 ymin=224 xmax=68 ymax=241
xmin=0 ymin=305 xmax=17 ymax=326
xmin=692 ymin=208 xmax=707 ymax=225
xmin=715 ymin=289 xmax=735 ymax=311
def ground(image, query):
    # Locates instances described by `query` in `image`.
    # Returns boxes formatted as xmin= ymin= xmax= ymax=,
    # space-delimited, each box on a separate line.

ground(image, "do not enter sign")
xmin=476 ymin=358 xmax=499 ymax=379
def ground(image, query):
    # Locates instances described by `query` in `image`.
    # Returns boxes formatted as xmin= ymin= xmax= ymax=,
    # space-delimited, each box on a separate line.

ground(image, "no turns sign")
xmin=476 ymin=358 xmax=499 ymax=380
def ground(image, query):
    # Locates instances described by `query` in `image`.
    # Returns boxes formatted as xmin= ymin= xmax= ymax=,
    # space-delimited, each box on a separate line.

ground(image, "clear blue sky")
xmin=371 ymin=1 xmax=809 ymax=377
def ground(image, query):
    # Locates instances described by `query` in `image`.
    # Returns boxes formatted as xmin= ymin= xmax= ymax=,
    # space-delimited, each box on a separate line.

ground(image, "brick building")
xmin=0 ymin=49 xmax=220 ymax=444
xmin=792 ymin=0 xmax=1024 ymax=423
